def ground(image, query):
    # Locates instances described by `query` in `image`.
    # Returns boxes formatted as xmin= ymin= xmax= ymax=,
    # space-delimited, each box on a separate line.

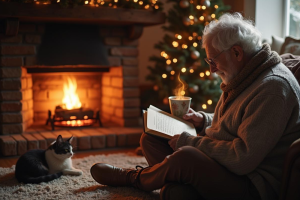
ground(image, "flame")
xmin=174 ymin=74 xmax=187 ymax=100
xmin=62 ymin=77 xmax=82 ymax=110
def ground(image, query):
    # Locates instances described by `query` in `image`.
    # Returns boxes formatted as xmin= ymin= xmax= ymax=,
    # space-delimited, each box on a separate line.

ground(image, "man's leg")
xmin=136 ymin=146 xmax=258 ymax=200
xmin=140 ymin=133 xmax=174 ymax=166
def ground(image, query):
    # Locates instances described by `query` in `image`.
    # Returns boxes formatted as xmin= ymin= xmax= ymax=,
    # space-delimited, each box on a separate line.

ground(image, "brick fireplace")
xmin=0 ymin=3 xmax=165 ymax=156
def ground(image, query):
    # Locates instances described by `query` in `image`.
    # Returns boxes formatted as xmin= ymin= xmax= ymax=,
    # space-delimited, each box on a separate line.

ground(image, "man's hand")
xmin=183 ymin=108 xmax=205 ymax=129
xmin=168 ymin=134 xmax=180 ymax=151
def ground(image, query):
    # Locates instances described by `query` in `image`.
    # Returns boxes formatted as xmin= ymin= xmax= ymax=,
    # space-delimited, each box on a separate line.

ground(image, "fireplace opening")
xmin=44 ymin=76 xmax=102 ymax=130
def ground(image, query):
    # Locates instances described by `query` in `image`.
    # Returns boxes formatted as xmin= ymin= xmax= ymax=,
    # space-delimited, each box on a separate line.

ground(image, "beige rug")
xmin=0 ymin=153 xmax=160 ymax=200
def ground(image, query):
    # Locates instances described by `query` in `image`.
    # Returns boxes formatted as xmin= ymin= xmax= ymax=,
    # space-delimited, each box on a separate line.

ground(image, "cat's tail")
xmin=20 ymin=172 xmax=63 ymax=184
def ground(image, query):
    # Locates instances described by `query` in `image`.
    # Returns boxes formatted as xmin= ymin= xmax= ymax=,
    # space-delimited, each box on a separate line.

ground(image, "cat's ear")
xmin=67 ymin=135 xmax=73 ymax=144
xmin=56 ymin=135 xmax=63 ymax=144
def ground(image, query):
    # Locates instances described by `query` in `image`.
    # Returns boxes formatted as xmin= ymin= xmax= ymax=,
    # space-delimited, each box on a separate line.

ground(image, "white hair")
xmin=202 ymin=13 xmax=262 ymax=55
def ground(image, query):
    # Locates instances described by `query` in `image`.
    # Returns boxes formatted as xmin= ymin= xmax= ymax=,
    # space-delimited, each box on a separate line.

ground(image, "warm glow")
xmin=177 ymin=35 xmax=182 ymax=39
xmin=188 ymin=36 xmax=193 ymax=40
xmin=189 ymin=15 xmax=194 ymax=20
xmin=172 ymin=41 xmax=179 ymax=47
xmin=182 ymin=44 xmax=188 ymax=49
xmin=202 ymin=104 xmax=207 ymax=109
xmin=166 ymin=60 xmax=172 ymax=65
xmin=205 ymin=70 xmax=211 ymax=76
xmin=200 ymin=72 xmax=205 ymax=77
xmin=202 ymin=6 xmax=206 ymax=10
xmin=207 ymin=99 xmax=212 ymax=105
xmin=170 ymin=70 xmax=175 ymax=75
xmin=145 ymin=5 xmax=150 ymax=9
xmin=62 ymin=77 xmax=82 ymax=110
xmin=162 ymin=74 xmax=167 ymax=78
xmin=215 ymin=5 xmax=219 ymax=9
xmin=193 ymin=42 xmax=198 ymax=47
xmin=155 ymin=5 xmax=159 ymax=9
xmin=196 ymin=5 xmax=201 ymax=9
xmin=193 ymin=32 xmax=197 ymax=37
xmin=173 ymin=58 xmax=178 ymax=63
xmin=211 ymin=14 xmax=216 ymax=18
xmin=190 ymin=69 xmax=194 ymax=73
xmin=85 ymin=0 xmax=89 ymax=4
xmin=200 ymin=16 xmax=204 ymax=21
xmin=181 ymin=67 xmax=187 ymax=73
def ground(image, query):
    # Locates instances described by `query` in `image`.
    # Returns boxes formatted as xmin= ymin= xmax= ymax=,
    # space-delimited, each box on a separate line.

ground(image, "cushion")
xmin=280 ymin=37 xmax=300 ymax=55
xmin=271 ymin=35 xmax=284 ymax=53
xmin=281 ymin=53 xmax=300 ymax=85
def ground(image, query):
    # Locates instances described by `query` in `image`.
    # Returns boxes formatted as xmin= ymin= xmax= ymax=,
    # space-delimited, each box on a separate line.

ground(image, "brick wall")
xmin=0 ymin=23 xmax=141 ymax=135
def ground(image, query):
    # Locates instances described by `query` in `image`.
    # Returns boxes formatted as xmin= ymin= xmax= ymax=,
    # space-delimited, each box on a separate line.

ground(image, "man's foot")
xmin=160 ymin=182 xmax=201 ymax=200
xmin=90 ymin=163 xmax=134 ymax=186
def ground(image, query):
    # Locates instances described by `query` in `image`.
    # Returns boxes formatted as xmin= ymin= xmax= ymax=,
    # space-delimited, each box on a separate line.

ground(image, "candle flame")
xmin=174 ymin=74 xmax=187 ymax=100
xmin=62 ymin=77 xmax=82 ymax=110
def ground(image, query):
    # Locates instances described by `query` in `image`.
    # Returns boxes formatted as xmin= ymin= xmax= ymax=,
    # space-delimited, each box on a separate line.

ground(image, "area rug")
xmin=0 ymin=153 xmax=160 ymax=200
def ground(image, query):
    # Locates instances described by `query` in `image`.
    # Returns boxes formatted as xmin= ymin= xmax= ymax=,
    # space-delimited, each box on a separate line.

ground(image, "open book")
xmin=142 ymin=105 xmax=197 ymax=140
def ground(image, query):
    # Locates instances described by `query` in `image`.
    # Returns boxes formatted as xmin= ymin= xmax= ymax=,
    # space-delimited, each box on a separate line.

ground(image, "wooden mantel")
xmin=0 ymin=2 xmax=166 ymax=38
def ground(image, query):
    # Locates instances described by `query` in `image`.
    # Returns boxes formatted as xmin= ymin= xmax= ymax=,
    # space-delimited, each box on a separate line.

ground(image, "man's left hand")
xmin=168 ymin=134 xmax=181 ymax=151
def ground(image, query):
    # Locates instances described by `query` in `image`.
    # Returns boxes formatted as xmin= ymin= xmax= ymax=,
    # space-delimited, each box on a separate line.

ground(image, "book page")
xmin=147 ymin=107 xmax=197 ymax=137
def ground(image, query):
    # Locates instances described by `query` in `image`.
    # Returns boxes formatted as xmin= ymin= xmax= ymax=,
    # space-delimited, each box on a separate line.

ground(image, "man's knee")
xmin=168 ymin=146 xmax=208 ymax=166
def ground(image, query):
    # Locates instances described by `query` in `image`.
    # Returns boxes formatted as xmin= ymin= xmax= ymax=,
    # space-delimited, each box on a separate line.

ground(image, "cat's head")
xmin=49 ymin=135 xmax=74 ymax=159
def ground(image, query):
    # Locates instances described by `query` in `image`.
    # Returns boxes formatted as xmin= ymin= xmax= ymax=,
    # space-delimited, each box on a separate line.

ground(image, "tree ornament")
xmin=202 ymin=0 xmax=211 ymax=7
xmin=189 ymin=85 xmax=199 ymax=93
xmin=166 ymin=65 xmax=173 ymax=72
xmin=211 ymin=72 xmax=218 ymax=79
xmin=163 ymin=97 xmax=169 ymax=105
xmin=183 ymin=17 xmax=191 ymax=26
xmin=179 ymin=0 xmax=189 ymax=8
xmin=191 ymin=50 xmax=200 ymax=59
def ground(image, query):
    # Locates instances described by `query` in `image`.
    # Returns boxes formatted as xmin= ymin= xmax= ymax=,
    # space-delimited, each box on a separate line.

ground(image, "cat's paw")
xmin=75 ymin=170 xmax=83 ymax=176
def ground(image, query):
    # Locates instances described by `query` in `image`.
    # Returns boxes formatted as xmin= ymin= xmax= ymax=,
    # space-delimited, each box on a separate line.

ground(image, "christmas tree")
xmin=144 ymin=0 xmax=230 ymax=112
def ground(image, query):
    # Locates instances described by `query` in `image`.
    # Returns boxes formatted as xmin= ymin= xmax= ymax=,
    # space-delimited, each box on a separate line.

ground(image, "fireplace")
xmin=0 ymin=3 xmax=165 ymax=135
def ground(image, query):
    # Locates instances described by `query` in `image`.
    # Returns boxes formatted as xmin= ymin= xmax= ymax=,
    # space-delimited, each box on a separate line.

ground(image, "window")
xmin=285 ymin=0 xmax=300 ymax=38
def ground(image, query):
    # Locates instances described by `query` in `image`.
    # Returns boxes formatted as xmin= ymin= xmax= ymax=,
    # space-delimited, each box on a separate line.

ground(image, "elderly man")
xmin=90 ymin=13 xmax=300 ymax=200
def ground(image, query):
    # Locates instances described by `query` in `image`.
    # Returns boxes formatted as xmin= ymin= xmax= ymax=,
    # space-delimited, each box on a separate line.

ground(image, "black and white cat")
xmin=15 ymin=135 xmax=83 ymax=184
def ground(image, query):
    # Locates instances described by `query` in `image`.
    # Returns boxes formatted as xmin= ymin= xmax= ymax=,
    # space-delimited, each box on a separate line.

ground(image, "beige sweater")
xmin=176 ymin=45 xmax=300 ymax=200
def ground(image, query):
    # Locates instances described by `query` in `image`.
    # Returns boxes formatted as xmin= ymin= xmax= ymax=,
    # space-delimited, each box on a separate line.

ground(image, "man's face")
xmin=205 ymin=45 xmax=242 ymax=85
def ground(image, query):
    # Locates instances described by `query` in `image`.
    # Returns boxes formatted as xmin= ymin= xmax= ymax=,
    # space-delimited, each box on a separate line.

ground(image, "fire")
xmin=174 ymin=74 xmax=187 ymax=100
xmin=62 ymin=77 xmax=82 ymax=110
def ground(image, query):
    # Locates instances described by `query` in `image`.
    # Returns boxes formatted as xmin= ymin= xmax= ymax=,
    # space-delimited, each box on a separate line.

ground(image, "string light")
xmin=172 ymin=41 xmax=179 ymax=47
xmin=207 ymin=100 xmax=212 ymax=105
xmin=205 ymin=70 xmax=210 ymax=76
xmin=181 ymin=91 xmax=185 ymax=95
xmin=193 ymin=32 xmax=198 ymax=37
xmin=162 ymin=74 xmax=167 ymax=78
xmin=188 ymin=36 xmax=193 ymax=40
xmin=182 ymin=44 xmax=188 ymax=49
xmin=200 ymin=72 xmax=205 ymax=77
xmin=190 ymin=69 xmax=194 ymax=73
xmin=199 ymin=16 xmax=204 ymax=21
xmin=215 ymin=5 xmax=219 ymax=9
xmin=176 ymin=34 xmax=182 ymax=39
xmin=170 ymin=70 xmax=175 ymax=75
xmin=189 ymin=15 xmax=194 ymax=20
xmin=193 ymin=42 xmax=198 ymax=47
xmin=181 ymin=67 xmax=187 ymax=73
xmin=85 ymin=0 xmax=89 ymax=4
xmin=145 ymin=5 xmax=150 ymax=9
xmin=196 ymin=5 xmax=201 ymax=9
xmin=202 ymin=104 xmax=207 ymax=109
xmin=202 ymin=6 xmax=206 ymax=10
xmin=211 ymin=14 xmax=216 ymax=18
xmin=166 ymin=60 xmax=172 ymax=65
xmin=173 ymin=58 xmax=177 ymax=63
xmin=139 ymin=1 xmax=143 ymax=5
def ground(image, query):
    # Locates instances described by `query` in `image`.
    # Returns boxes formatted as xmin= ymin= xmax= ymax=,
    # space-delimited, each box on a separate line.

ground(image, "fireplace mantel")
xmin=0 ymin=2 xmax=166 ymax=38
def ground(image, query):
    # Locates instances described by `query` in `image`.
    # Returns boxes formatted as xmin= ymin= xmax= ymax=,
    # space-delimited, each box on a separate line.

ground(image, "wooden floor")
xmin=0 ymin=147 xmax=137 ymax=168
